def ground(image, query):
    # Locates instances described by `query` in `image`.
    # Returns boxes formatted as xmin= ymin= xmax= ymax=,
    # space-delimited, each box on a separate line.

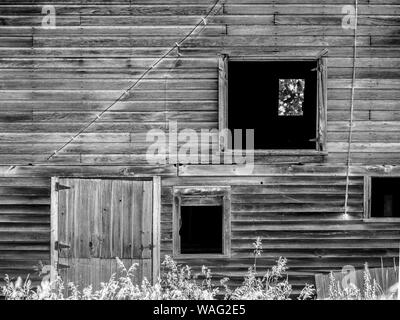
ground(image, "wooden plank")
xmin=3 ymin=46 xmax=400 ymax=59
xmin=275 ymin=15 xmax=400 ymax=26
xmin=142 ymin=181 xmax=153 ymax=260
xmin=0 ymin=79 xmax=218 ymax=91
xmin=50 ymin=177 xmax=58 ymax=282
xmin=152 ymin=176 xmax=161 ymax=283
xmin=225 ymin=5 xmax=400 ymax=15
xmin=228 ymin=25 xmax=400 ymax=36
xmin=317 ymin=56 xmax=328 ymax=151
xmin=363 ymin=176 xmax=371 ymax=220
xmin=172 ymin=193 xmax=181 ymax=257
xmin=57 ymin=179 xmax=67 ymax=262
xmin=218 ymin=54 xmax=228 ymax=152
xmin=121 ymin=180 xmax=133 ymax=259
xmin=110 ymin=180 xmax=122 ymax=258
xmin=78 ymin=180 xmax=90 ymax=258
xmin=90 ymin=180 xmax=101 ymax=258
xmin=0 ymin=165 xmax=177 ymax=177
xmin=223 ymin=188 xmax=232 ymax=258
xmin=131 ymin=181 xmax=143 ymax=259
xmin=99 ymin=180 xmax=112 ymax=258
xmin=0 ymin=90 xmax=218 ymax=101
xmin=0 ymin=57 xmax=217 ymax=69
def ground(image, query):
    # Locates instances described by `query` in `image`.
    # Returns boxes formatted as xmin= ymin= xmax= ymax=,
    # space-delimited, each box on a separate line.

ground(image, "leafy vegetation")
xmin=3 ymin=237 xmax=398 ymax=300
xmin=1 ymin=238 xmax=314 ymax=300
xmin=278 ymin=78 xmax=305 ymax=116
xmin=327 ymin=264 xmax=399 ymax=300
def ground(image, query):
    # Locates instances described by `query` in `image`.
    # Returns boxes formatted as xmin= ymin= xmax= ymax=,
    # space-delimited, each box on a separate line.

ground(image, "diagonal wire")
xmin=45 ymin=0 xmax=223 ymax=162
xmin=344 ymin=0 xmax=358 ymax=216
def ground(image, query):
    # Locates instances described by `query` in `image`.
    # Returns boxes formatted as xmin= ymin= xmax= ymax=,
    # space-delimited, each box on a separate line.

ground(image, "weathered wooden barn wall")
xmin=0 ymin=0 xmax=400 ymax=291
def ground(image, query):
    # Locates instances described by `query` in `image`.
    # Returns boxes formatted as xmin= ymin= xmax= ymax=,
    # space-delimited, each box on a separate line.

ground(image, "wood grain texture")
xmin=52 ymin=178 xmax=153 ymax=289
xmin=0 ymin=0 xmax=399 ymax=293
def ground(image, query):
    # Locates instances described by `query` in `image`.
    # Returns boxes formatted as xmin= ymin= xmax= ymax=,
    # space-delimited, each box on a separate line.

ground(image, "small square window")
xmin=173 ymin=186 xmax=231 ymax=257
xmin=180 ymin=206 xmax=223 ymax=254
xmin=370 ymin=177 xmax=400 ymax=218
xmin=278 ymin=79 xmax=305 ymax=116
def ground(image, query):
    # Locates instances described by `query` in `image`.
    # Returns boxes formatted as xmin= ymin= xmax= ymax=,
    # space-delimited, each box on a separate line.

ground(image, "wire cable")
xmin=344 ymin=0 xmax=358 ymax=216
xmin=45 ymin=0 xmax=223 ymax=161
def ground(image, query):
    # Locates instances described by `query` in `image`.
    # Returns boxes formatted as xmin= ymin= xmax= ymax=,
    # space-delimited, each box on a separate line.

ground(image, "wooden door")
xmin=50 ymin=178 xmax=160 ymax=291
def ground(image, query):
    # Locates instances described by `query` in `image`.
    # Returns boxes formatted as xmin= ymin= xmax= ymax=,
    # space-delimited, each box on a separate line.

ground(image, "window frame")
xmin=172 ymin=186 xmax=231 ymax=259
xmin=363 ymin=175 xmax=400 ymax=222
xmin=218 ymin=54 xmax=328 ymax=155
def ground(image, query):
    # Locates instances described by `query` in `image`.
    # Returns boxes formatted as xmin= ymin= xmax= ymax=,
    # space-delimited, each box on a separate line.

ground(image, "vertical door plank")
xmin=111 ymin=180 xmax=123 ymax=258
xmin=72 ymin=179 xmax=80 ymax=259
xmin=152 ymin=176 xmax=161 ymax=283
xmin=50 ymin=177 xmax=59 ymax=282
xmin=142 ymin=259 xmax=152 ymax=282
xmin=100 ymin=258 xmax=111 ymax=286
xmin=90 ymin=180 xmax=101 ymax=258
xmin=90 ymin=258 xmax=99 ymax=291
xmin=142 ymin=181 xmax=153 ymax=260
xmin=131 ymin=181 xmax=143 ymax=259
xmin=64 ymin=259 xmax=73 ymax=296
xmin=57 ymin=178 xmax=74 ymax=286
xmin=57 ymin=179 xmax=67 ymax=259
xmin=110 ymin=258 xmax=118 ymax=280
xmin=121 ymin=181 xmax=133 ymax=259
xmin=56 ymin=178 xmax=155 ymax=290
xmin=100 ymin=180 xmax=112 ymax=259
xmin=66 ymin=178 xmax=76 ymax=285
xmin=78 ymin=180 xmax=90 ymax=258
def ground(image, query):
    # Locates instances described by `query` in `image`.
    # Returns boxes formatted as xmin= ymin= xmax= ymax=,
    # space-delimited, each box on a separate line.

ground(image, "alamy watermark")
xmin=145 ymin=121 xmax=255 ymax=174
xmin=341 ymin=5 xmax=357 ymax=30
xmin=41 ymin=5 xmax=56 ymax=29
xmin=341 ymin=265 xmax=357 ymax=289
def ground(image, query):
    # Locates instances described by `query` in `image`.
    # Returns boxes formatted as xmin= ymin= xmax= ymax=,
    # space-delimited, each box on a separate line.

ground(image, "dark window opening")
xmin=371 ymin=177 xmax=400 ymax=218
xmin=179 ymin=205 xmax=223 ymax=254
xmin=228 ymin=60 xmax=318 ymax=149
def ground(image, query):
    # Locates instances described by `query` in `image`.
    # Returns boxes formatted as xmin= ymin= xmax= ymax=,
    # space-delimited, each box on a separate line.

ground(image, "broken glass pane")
xmin=278 ymin=79 xmax=305 ymax=116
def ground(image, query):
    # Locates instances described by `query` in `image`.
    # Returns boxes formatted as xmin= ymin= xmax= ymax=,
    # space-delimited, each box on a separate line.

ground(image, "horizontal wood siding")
xmin=162 ymin=176 xmax=400 ymax=292
xmin=0 ymin=0 xmax=399 ymax=291
xmin=0 ymin=177 xmax=50 ymax=285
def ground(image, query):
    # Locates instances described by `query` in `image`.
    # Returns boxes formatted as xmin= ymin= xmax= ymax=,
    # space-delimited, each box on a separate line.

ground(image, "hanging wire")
xmin=45 ymin=0 xmax=223 ymax=162
xmin=344 ymin=0 xmax=358 ymax=217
